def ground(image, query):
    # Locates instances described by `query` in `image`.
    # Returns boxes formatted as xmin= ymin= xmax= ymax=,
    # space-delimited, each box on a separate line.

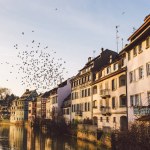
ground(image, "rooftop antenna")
xmin=93 ymin=50 xmax=96 ymax=58
xmin=121 ymin=38 xmax=124 ymax=49
xmin=116 ymin=25 xmax=120 ymax=53
xmin=133 ymin=27 xmax=136 ymax=33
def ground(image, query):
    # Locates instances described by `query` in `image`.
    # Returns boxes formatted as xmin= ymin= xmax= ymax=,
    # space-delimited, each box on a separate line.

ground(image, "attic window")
xmin=107 ymin=66 xmax=111 ymax=74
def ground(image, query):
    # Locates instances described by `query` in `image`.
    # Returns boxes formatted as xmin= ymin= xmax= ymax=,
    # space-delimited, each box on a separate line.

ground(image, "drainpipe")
xmin=91 ymin=72 xmax=93 ymax=123
xmin=126 ymin=69 xmax=129 ymax=130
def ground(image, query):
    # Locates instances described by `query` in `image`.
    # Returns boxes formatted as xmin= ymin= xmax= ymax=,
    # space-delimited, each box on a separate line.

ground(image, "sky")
xmin=0 ymin=0 xmax=149 ymax=96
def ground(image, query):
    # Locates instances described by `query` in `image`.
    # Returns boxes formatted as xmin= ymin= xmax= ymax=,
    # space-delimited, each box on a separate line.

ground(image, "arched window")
xmin=119 ymin=75 xmax=126 ymax=87
xmin=93 ymin=86 xmax=97 ymax=94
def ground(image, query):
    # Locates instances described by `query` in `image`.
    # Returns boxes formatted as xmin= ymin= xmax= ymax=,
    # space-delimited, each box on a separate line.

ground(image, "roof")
xmin=72 ymin=49 xmax=118 ymax=81
xmin=41 ymin=91 xmax=51 ymax=98
xmin=58 ymin=79 xmax=68 ymax=88
xmin=128 ymin=14 xmax=150 ymax=41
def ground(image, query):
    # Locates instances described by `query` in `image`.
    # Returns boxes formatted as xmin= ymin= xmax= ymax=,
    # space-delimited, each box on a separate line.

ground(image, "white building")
xmin=120 ymin=14 xmax=150 ymax=124
xmin=62 ymin=94 xmax=71 ymax=124
xmin=46 ymin=79 xmax=71 ymax=121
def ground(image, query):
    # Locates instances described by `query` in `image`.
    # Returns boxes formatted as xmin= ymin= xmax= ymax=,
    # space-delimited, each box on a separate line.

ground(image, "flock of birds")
xmin=0 ymin=30 xmax=68 ymax=92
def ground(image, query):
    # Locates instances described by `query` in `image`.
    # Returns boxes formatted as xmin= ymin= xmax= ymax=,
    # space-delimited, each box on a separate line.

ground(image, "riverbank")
xmin=0 ymin=120 xmax=111 ymax=149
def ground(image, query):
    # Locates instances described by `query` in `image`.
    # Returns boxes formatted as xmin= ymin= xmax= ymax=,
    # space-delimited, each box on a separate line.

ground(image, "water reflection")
xmin=0 ymin=125 xmax=102 ymax=150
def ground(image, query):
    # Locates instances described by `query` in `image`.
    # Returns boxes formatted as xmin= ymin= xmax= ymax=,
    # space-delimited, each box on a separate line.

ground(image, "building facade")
xmin=92 ymin=53 xmax=127 ymax=131
xmin=120 ymin=14 xmax=150 ymax=124
xmin=10 ymin=89 xmax=38 ymax=123
xmin=70 ymin=49 xmax=118 ymax=122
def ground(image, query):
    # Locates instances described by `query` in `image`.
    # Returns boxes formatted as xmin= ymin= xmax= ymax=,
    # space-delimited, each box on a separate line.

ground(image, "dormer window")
xmin=113 ymin=63 xmax=118 ymax=71
xmin=107 ymin=66 xmax=111 ymax=74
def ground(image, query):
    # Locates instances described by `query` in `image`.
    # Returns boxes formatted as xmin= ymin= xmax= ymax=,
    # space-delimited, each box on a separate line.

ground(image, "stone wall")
xmin=77 ymin=124 xmax=97 ymax=143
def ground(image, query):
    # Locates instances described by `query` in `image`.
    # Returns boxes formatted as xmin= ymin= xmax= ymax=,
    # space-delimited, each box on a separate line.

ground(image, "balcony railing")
xmin=100 ymin=89 xmax=111 ymax=99
xmin=100 ymin=106 xmax=111 ymax=116
xmin=75 ymin=111 xmax=82 ymax=116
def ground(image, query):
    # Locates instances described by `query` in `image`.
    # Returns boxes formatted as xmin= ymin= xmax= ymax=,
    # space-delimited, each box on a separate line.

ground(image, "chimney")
xmin=88 ymin=57 xmax=91 ymax=62
xmin=109 ymin=55 xmax=112 ymax=63
xmin=101 ymin=47 xmax=104 ymax=53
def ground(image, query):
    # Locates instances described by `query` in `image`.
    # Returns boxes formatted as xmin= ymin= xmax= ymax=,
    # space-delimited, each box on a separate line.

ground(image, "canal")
xmin=0 ymin=125 xmax=104 ymax=150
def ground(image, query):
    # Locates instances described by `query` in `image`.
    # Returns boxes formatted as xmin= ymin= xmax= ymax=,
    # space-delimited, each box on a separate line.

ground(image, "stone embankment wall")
xmin=77 ymin=124 xmax=97 ymax=143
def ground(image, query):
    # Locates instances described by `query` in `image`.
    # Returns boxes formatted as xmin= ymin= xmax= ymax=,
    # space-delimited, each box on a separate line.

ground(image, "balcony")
xmin=100 ymin=89 xmax=111 ymax=99
xmin=75 ymin=111 xmax=82 ymax=116
xmin=100 ymin=106 xmax=111 ymax=116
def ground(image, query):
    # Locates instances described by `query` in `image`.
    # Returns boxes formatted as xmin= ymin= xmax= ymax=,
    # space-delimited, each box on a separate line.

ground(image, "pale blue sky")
xmin=0 ymin=0 xmax=149 ymax=96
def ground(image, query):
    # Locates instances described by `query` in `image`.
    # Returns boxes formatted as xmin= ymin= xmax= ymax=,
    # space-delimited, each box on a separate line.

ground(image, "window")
xmin=85 ymin=103 xmax=87 ymax=111
xmin=93 ymin=86 xmax=97 ymax=94
xmin=112 ymin=79 xmax=117 ymax=90
xmin=129 ymin=71 xmax=133 ymax=83
xmin=107 ymin=66 xmax=111 ymax=74
xmin=113 ymin=63 xmax=118 ymax=71
xmin=130 ymin=96 xmax=134 ymax=106
xmin=119 ymin=75 xmax=126 ymax=86
xmin=88 ymin=102 xmax=90 ymax=111
xmin=133 ymin=47 xmax=137 ymax=56
xmin=88 ymin=88 xmax=90 ymax=96
xmin=138 ymin=43 xmax=142 ymax=53
xmin=106 ymin=117 xmax=109 ymax=122
xmin=93 ymin=100 xmax=97 ymax=108
xmin=81 ymin=90 xmax=84 ymax=98
xmin=113 ymin=117 xmax=116 ymax=123
xmin=112 ymin=97 xmax=116 ymax=109
xmin=135 ymin=94 xmax=141 ymax=106
xmin=139 ymin=66 xmax=144 ymax=79
xmin=146 ymin=63 xmax=150 ymax=76
xmin=130 ymin=94 xmax=141 ymax=106
xmin=100 ymin=117 xmax=103 ymax=122
xmin=128 ymin=51 xmax=131 ymax=60
xmin=120 ymin=95 xmax=126 ymax=107
xmin=85 ymin=89 xmax=87 ymax=97
xmin=146 ymin=37 xmax=150 ymax=48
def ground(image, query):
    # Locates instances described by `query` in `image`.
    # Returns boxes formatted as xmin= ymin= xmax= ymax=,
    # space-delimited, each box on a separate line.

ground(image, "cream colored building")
xmin=92 ymin=53 xmax=127 ymax=131
xmin=71 ymin=49 xmax=118 ymax=122
xmin=120 ymin=14 xmax=150 ymax=124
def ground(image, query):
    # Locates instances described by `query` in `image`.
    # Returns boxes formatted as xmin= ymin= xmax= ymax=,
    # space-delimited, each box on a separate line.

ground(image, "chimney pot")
xmin=88 ymin=57 xmax=91 ymax=62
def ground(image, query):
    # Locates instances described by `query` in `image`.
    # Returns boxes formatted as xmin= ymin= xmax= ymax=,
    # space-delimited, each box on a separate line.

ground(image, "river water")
xmin=0 ymin=125 xmax=104 ymax=150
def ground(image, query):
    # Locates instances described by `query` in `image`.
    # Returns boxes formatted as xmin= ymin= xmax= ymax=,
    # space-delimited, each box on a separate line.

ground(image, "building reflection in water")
xmin=0 ymin=125 xmax=99 ymax=150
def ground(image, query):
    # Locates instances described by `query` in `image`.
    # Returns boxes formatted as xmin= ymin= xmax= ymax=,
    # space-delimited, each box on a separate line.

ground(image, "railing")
xmin=100 ymin=89 xmax=111 ymax=98
xmin=100 ymin=106 xmax=111 ymax=115
xmin=75 ymin=111 xmax=82 ymax=116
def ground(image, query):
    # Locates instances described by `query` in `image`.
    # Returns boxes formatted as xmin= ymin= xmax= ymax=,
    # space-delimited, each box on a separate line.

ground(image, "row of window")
xmin=129 ymin=63 xmax=150 ymax=83
xmin=94 ymin=95 xmax=126 ymax=109
xmin=105 ymin=59 xmax=124 ymax=75
xmin=100 ymin=116 xmax=116 ymax=123
xmin=63 ymin=108 xmax=70 ymax=115
xmin=130 ymin=92 xmax=150 ymax=106
xmin=72 ymin=102 xmax=90 ymax=112
xmin=128 ymin=37 xmax=150 ymax=60
xmin=72 ymin=75 xmax=91 ymax=88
